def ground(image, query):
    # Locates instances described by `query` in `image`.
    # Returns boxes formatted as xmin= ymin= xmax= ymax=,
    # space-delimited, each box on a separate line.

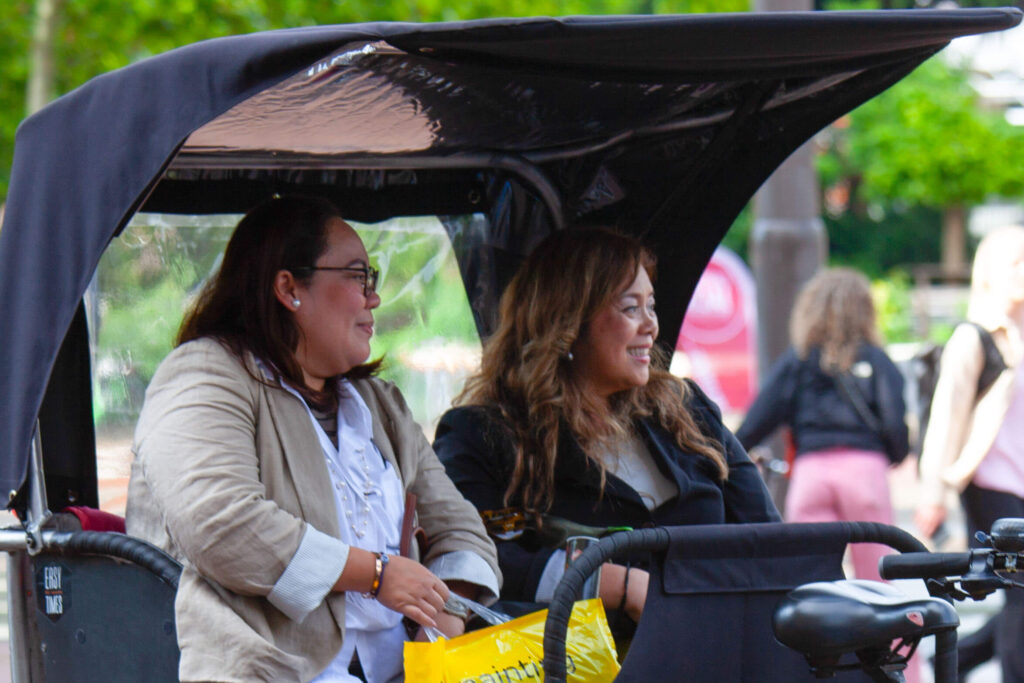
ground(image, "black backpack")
xmin=913 ymin=322 xmax=1007 ymax=453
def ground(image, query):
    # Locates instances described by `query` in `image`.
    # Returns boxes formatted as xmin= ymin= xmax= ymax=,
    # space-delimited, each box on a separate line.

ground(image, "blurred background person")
xmin=916 ymin=225 xmax=1024 ymax=682
xmin=736 ymin=268 xmax=909 ymax=581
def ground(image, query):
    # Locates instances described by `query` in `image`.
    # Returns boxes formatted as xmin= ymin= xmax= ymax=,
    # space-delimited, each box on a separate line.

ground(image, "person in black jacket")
xmin=736 ymin=267 xmax=909 ymax=580
xmin=435 ymin=227 xmax=780 ymax=622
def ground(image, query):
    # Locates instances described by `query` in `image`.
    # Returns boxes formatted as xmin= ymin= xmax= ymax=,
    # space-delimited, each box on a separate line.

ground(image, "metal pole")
xmin=25 ymin=421 xmax=51 ymax=555
xmin=750 ymin=143 xmax=827 ymax=372
xmin=931 ymin=629 xmax=957 ymax=683
xmin=749 ymin=0 xmax=828 ymax=507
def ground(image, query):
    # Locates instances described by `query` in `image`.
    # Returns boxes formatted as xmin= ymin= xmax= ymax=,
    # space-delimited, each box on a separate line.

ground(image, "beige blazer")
xmin=918 ymin=321 xmax=1022 ymax=506
xmin=126 ymin=338 xmax=499 ymax=682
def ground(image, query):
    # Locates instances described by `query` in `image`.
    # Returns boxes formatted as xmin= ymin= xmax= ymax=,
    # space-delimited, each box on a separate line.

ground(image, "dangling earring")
xmin=291 ymin=299 xmax=301 ymax=308
xmin=567 ymin=351 xmax=574 ymax=361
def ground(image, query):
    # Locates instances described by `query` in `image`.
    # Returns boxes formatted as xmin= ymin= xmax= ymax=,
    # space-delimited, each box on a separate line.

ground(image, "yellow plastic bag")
xmin=404 ymin=598 xmax=620 ymax=683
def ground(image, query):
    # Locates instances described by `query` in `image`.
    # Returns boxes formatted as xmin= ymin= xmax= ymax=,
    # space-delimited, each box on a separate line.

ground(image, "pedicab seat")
xmin=61 ymin=506 xmax=126 ymax=534
xmin=773 ymin=580 xmax=959 ymax=659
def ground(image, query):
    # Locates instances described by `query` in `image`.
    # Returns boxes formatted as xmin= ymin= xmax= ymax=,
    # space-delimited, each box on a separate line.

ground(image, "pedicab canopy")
xmin=0 ymin=9 xmax=1019 ymax=513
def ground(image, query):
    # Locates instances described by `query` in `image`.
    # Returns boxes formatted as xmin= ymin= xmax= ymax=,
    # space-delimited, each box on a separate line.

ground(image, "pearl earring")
xmin=291 ymin=299 xmax=301 ymax=308
xmin=567 ymin=351 xmax=574 ymax=361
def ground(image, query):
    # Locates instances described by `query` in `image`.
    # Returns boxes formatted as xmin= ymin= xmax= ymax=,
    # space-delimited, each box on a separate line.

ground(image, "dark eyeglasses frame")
xmin=293 ymin=264 xmax=379 ymax=297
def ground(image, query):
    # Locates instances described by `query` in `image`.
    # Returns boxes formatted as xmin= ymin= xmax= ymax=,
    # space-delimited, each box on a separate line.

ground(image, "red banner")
xmin=674 ymin=247 xmax=758 ymax=415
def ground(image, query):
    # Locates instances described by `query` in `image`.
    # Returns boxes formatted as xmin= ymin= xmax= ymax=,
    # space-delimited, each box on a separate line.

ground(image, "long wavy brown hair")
xmin=458 ymin=227 xmax=727 ymax=513
xmin=789 ymin=267 xmax=880 ymax=373
xmin=177 ymin=195 xmax=379 ymax=409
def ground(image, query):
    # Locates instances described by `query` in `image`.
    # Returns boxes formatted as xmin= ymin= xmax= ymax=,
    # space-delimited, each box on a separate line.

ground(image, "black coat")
xmin=434 ymin=381 xmax=781 ymax=602
xmin=735 ymin=344 xmax=909 ymax=462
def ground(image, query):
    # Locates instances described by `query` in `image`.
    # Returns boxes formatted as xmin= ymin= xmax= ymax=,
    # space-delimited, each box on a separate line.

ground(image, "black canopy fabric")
xmin=0 ymin=10 xmax=1020 ymax=508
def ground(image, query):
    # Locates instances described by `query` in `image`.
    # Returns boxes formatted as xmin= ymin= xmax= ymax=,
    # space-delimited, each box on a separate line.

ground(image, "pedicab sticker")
xmin=403 ymin=598 xmax=619 ymax=682
xmin=35 ymin=563 xmax=71 ymax=622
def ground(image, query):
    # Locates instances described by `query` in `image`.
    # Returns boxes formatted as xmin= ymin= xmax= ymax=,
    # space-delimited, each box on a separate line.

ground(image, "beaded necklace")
xmin=323 ymin=443 xmax=378 ymax=539
xmin=311 ymin=402 xmax=381 ymax=539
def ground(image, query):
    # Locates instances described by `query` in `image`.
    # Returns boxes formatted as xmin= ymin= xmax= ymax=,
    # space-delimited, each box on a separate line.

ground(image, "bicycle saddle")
xmin=773 ymin=579 xmax=959 ymax=657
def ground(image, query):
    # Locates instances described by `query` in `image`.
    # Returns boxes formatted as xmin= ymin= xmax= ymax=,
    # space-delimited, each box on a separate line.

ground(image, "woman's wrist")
xmin=332 ymin=547 xmax=388 ymax=594
xmin=363 ymin=552 xmax=390 ymax=598
xmin=597 ymin=562 xmax=628 ymax=606
xmin=427 ymin=611 xmax=469 ymax=639
xmin=444 ymin=580 xmax=481 ymax=602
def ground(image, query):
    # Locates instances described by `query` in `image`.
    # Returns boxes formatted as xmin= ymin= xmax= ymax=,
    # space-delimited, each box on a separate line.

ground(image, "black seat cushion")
xmin=773 ymin=579 xmax=960 ymax=657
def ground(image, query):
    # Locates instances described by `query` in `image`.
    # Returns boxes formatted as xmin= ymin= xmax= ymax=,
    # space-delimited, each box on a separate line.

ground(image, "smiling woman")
xmin=433 ymin=227 xmax=779 ymax=634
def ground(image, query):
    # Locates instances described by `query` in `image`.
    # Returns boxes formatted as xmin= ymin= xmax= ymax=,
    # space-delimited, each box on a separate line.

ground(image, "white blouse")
xmin=283 ymin=379 xmax=407 ymax=683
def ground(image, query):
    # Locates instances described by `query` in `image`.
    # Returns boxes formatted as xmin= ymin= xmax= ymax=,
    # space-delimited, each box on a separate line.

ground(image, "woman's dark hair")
xmin=177 ymin=195 xmax=378 ymax=406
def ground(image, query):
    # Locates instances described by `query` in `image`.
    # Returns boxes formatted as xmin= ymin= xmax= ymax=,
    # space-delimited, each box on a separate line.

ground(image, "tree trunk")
xmin=941 ymin=204 xmax=968 ymax=280
xmin=26 ymin=0 xmax=63 ymax=116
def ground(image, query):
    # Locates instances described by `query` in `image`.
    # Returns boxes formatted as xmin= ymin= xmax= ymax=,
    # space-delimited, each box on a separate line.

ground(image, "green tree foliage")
xmin=828 ymin=58 xmax=1024 ymax=207
xmin=0 ymin=3 xmax=34 ymax=200
xmin=92 ymin=218 xmax=234 ymax=426
xmin=817 ymin=56 xmax=1024 ymax=273
xmin=823 ymin=205 xmax=943 ymax=279
xmin=820 ymin=0 xmax=1023 ymax=8
xmin=870 ymin=271 xmax=914 ymax=343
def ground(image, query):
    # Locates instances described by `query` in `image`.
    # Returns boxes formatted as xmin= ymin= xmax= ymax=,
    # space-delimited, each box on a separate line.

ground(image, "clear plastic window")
xmin=88 ymin=213 xmax=482 ymax=513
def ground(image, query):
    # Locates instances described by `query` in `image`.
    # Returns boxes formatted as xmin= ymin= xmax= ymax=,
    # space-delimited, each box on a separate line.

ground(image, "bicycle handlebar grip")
xmin=991 ymin=518 xmax=1024 ymax=552
xmin=879 ymin=552 xmax=972 ymax=580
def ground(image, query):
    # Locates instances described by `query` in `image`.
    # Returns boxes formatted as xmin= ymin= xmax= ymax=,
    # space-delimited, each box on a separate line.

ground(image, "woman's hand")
xmin=413 ymin=579 xmax=478 ymax=640
xmin=334 ymin=550 xmax=449 ymax=628
xmin=375 ymin=555 xmax=450 ymax=629
xmin=598 ymin=563 xmax=649 ymax=623
xmin=914 ymin=504 xmax=947 ymax=540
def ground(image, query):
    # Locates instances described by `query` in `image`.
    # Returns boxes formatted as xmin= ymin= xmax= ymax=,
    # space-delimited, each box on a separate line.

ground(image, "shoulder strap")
xmin=965 ymin=322 xmax=1008 ymax=398
xmin=831 ymin=371 xmax=883 ymax=434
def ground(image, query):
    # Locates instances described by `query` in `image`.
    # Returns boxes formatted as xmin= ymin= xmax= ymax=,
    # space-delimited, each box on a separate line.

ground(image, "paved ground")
xmin=0 ymin=450 xmax=1008 ymax=682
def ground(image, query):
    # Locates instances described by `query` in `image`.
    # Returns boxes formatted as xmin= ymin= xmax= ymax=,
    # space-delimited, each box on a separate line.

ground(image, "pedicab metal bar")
xmin=170 ymin=152 xmax=567 ymax=232
xmin=0 ymin=527 xmax=182 ymax=588
xmin=24 ymin=422 xmax=51 ymax=555
xmin=542 ymin=527 xmax=670 ymax=683
xmin=541 ymin=522 xmax=928 ymax=683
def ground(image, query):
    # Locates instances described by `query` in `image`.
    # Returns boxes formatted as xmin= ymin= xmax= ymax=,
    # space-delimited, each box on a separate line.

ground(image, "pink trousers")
xmin=785 ymin=448 xmax=893 ymax=581
xmin=785 ymin=449 xmax=918 ymax=682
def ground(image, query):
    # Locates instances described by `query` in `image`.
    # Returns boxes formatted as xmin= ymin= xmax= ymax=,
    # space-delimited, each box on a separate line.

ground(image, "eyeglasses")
xmin=293 ymin=264 xmax=379 ymax=297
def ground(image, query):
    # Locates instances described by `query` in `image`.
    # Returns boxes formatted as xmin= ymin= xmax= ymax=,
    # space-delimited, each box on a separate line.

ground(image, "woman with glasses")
xmin=126 ymin=195 xmax=499 ymax=683
xmin=434 ymin=227 xmax=778 ymax=625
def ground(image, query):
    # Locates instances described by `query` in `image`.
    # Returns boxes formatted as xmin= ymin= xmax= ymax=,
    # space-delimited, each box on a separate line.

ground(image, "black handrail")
xmin=42 ymin=530 xmax=182 ymax=589
xmin=541 ymin=521 xmax=927 ymax=683
xmin=542 ymin=527 xmax=668 ymax=682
